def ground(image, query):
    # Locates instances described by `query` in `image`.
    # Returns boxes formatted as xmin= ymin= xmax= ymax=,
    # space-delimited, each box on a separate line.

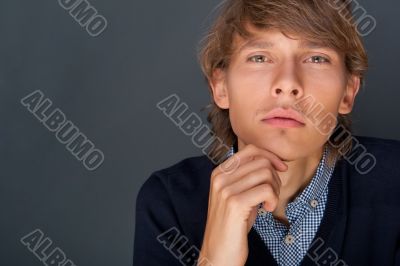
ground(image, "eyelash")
xmin=306 ymin=55 xmax=331 ymax=64
xmin=247 ymin=55 xmax=331 ymax=64
xmin=247 ymin=55 xmax=269 ymax=63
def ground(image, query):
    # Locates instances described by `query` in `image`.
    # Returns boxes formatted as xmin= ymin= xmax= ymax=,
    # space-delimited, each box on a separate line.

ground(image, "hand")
xmin=198 ymin=144 xmax=288 ymax=266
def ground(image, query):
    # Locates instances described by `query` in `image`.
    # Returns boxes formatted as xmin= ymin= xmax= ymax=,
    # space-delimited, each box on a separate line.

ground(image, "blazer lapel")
xmin=301 ymin=158 xmax=349 ymax=265
xmin=246 ymin=227 xmax=278 ymax=265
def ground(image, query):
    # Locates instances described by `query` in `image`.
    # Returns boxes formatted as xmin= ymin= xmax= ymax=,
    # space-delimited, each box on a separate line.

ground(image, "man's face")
xmin=210 ymin=26 xmax=360 ymax=161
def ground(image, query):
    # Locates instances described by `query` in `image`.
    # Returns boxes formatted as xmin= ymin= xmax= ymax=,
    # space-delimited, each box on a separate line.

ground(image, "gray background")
xmin=0 ymin=0 xmax=398 ymax=265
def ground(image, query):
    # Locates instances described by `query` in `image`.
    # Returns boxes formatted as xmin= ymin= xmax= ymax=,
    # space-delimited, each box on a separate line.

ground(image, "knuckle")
xmin=261 ymin=184 xmax=273 ymax=194
xmin=220 ymin=157 xmax=239 ymax=174
xmin=211 ymin=175 xmax=224 ymax=191
xmin=271 ymin=194 xmax=279 ymax=204
xmin=260 ymin=168 xmax=273 ymax=178
xmin=211 ymin=170 xmax=218 ymax=180
xmin=260 ymin=158 xmax=271 ymax=167
xmin=246 ymin=144 xmax=257 ymax=152
xmin=220 ymin=187 xmax=232 ymax=200
xmin=257 ymin=157 xmax=267 ymax=164
xmin=267 ymin=196 xmax=278 ymax=209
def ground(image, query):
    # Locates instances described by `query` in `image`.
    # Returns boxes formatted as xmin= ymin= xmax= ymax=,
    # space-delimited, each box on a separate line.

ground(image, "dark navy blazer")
xmin=133 ymin=136 xmax=400 ymax=266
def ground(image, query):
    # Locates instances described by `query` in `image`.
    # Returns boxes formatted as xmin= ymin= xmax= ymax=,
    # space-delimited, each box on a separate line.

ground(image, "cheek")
xmin=227 ymin=68 xmax=272 ymax=104
xmin=302 ymin=69 xmax=347 ymax=113
xmin=226 ymin=71 xmax=270 ymax=122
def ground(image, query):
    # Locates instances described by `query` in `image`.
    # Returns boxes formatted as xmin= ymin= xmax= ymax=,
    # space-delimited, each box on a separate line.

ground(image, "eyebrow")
xmin=298 ymin=40 xmax=331 ymax=49
xmin=238 ymin=40 xmax=275 ymax=53
xmin=237 ymin=39 xmax=332 ymax=53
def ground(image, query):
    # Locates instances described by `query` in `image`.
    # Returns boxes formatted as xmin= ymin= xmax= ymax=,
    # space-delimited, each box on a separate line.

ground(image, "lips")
xmin=261 ymin=107 xmax=306 ymax=127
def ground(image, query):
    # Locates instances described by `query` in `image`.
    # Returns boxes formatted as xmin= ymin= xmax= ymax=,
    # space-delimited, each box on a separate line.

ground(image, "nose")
xmin=271 ymin=62 xmax=303 ymax=99
xmin=274 ymin=87 xmax=300 ymax=96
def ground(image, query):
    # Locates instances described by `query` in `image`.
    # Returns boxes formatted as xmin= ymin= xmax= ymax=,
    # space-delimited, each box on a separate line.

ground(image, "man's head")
xmin=199 ymin=0 xmax=368 ymax=165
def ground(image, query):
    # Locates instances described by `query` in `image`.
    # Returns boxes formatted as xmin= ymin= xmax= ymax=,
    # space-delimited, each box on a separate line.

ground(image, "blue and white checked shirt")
xmin=226 ymin=144 xmax=337 ymax=266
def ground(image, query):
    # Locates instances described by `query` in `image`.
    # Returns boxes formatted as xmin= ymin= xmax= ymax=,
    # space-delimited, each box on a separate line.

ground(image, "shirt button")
xmin=257 ymin=208 xmax=267 ymax=217
xmin=284 ymin=234 xmax=295 ymax=245
xmin=310 ymin=199 xmax=318 ymax=208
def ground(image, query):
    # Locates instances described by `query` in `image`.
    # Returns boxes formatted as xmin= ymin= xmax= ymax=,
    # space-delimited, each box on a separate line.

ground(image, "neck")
xmin=237 ymin=140 xmax=325 ymax=225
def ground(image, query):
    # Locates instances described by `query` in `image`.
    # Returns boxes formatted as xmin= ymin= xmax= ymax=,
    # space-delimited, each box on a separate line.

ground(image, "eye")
xmin=306 ymin=55 xmax=330 ymax=64
xmin=247 ymin=55 xmax=268 ymax=63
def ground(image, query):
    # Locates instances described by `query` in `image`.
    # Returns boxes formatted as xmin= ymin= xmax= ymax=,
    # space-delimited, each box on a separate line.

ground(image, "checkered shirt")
xmin=225 ymin=144 xmax=336 ymax=266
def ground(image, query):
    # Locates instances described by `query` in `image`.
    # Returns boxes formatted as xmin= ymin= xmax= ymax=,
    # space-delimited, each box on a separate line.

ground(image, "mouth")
xmin=261 ymin=117 xmax=305 ymax=128
xmin=261 ymin=108 xmax=306 ymax=128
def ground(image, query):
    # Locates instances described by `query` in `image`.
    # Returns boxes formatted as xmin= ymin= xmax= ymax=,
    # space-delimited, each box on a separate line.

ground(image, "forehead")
xmin=232 ymin=24 xmax=337 ymax=53
xmin=237 ymin=38 xmax=333 ymax=53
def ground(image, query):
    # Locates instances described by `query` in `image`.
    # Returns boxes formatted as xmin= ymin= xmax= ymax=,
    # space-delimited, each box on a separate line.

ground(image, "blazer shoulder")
xmin=355 ymin=135 xmax=400 ymax=152
xmin=345 ymin=135 xmax=400 ymax=204
xmin=353 ymin=135 xmax=400 ymax=169
xmin=350 ymin=135 xmax=400 ymax=170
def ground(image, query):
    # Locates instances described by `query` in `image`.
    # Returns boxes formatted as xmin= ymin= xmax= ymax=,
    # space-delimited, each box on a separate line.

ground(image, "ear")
xmin=338 ymin=75 xmax=360 ymax=115
xmin=209 ymin=68 xmax=230 ymax=109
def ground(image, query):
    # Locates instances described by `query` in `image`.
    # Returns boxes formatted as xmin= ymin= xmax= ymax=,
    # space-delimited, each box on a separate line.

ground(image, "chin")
xmin=256 ymin=137 xmax=308 ymax=162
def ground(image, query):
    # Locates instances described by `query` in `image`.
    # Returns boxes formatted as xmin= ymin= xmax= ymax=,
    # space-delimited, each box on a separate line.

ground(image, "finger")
xmin=221 ymin=167 xmax=280 ymax=199
xmin=230 ymin=183 xmax=279 ymax=213
xmin=216 ymin=144 xmax=287 ymax=176
xmin=253 ymin=155 xmax=282 ymax=188
xmin=243 ymin=144 xmax=288 ymax=172
xmin=215 ymin=157 xmax=278 ymax=189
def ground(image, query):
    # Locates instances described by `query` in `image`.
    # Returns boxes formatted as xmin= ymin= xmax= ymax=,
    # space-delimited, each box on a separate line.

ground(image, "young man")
xmin=133 ymin=0 xmax=400 ymax=265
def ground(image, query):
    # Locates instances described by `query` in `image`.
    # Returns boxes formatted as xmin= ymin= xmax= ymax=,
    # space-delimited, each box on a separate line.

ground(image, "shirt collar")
xmin=286 ymin=144 xmax=336 ymax=214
